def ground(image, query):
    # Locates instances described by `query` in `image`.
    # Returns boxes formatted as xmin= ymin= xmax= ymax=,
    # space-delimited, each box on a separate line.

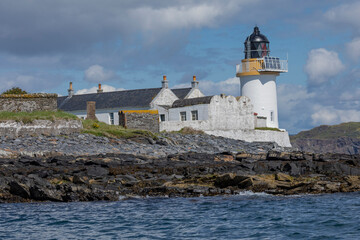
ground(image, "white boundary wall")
xmin=206 ymin=129 xmax=292 ymax=147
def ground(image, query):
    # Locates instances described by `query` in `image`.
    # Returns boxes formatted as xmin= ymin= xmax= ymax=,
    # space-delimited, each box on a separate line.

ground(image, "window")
xmin=191 ymin=110 xmax=198 ymax=120
xmin=270 ymin=111 xmax=274 ymax=122
xmin=180 ymin=112 xmax=186 ymax=121
xmin=160 ymin=114 xmax=165 ymax=122
xmin=109 ymin=112 xmax=114 ymax=125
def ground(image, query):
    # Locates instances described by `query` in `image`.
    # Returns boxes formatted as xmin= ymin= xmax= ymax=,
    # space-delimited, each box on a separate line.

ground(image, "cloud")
xmin=324 ymin=2 xmax=360 ymax=34
xmin=84 ymin=65 xmax=116 ymax=83
xmin=174 ymin=77 xmax=240 ymax=96
xmin=128 ymin=1 xmax=247 ymax=32
xmin=304 ymin=48 xmax=344 ymax=86
xmin=346 ymin=37 xmax=360 ymax=61
xmin=276 ymin=76 xmax=360 ymax=133
xmin=0 ymin=72 xmax=63 ymax=93
xmin=75 ymin=84 xmax=125 ymax=95
xmin=311 ymin=105 xmax=360 ymax=125
xmin=0 ymin=0 xmax=254 ymax=56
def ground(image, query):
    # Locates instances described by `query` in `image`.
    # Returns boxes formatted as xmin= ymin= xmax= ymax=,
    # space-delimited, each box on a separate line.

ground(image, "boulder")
xmin=9 ymin=181 xmax=30 ymax=199
xmin=275 ymin=173 xmax=292 ymax=182
xmin=214 ymin=174 xmax=249 ymax=188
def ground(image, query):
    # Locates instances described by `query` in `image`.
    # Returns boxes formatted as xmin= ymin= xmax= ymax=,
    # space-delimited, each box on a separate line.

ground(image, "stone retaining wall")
xmin=0 ymin=119 xmax=82 ymax=137
xmin=119 ymin=110 xmax=159 ymax=132
xmin=0 ymin=93 xmax=57 ymax=112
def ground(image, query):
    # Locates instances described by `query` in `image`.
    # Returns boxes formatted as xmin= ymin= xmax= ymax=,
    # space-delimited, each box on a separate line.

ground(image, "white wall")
xmin=150 ymin=88 xmax=179 ymax=108
xmin=206 ymin=129 xmax=292 ymax=147
xmin=160 ymin=95 xmax=254 ymax=132
xmin=168 ymin=104 xmax=209 ymax=121
xmin=185 ymin=88 xmax=204 ymax=99
xmin=240 ymin=74 xmax=279 ymax=128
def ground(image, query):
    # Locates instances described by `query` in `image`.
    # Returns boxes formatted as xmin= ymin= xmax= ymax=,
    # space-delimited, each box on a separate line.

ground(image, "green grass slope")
xmin=0 ymin=110 xmax=78 ymax=123
xmin=291 ymin=122 xmax=360 ymax=140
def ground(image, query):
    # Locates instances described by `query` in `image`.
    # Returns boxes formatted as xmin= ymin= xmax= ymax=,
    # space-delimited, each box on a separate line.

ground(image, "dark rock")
xmin=29 ymin=186 xmax=62 ymax=201
xmin=9 ymin=181 xmax=30 ymax=199
xmin=73 ymin=175 xmax=86 ymax=184
xmin=214 ymin=174 xmax=249 ymax=188
xmin=87 ymin=166 xmax=109 ymax=177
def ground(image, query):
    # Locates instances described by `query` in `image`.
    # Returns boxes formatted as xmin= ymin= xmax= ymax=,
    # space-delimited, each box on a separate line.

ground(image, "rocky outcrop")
xmin=0 ymin=150 xmax=359 ymax=203
xmin=291 ymin=137 xmax=360 ymax=155
xmin=0 ymin=132 xmax=359 ymax=202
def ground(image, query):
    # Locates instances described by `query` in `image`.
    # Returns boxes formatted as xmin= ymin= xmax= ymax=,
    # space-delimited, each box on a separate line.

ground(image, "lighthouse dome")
xmin=244 ymin=26 xmax=270 ymax=59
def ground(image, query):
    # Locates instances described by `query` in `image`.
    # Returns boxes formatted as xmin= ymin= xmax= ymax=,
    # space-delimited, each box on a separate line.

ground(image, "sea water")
xmin=1 ymin=192 xmax=360 ymax=239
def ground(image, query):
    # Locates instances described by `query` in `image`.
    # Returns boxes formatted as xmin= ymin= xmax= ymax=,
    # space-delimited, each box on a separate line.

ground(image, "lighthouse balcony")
xmin=236 ymin=57 xmax=288 ymax=76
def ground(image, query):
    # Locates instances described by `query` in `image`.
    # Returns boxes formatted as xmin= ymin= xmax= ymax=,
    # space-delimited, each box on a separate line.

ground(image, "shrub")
xmin=2 ymin=87 xmax=28 ymax=95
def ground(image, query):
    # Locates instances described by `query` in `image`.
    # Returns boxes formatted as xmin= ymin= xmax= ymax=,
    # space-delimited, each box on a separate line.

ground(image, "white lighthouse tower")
xmin=236 ymin=26 xmax=287 ymax=128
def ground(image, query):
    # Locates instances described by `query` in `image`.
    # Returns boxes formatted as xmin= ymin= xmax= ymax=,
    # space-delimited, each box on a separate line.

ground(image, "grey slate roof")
xmin=58 ymin=87 xmax=191 ymax=112
xmin=172 ymin=96 xmax=213 ymax=108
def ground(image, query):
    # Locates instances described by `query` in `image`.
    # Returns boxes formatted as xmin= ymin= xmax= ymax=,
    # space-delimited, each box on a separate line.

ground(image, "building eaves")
xmin=172 ymin=96 xmax=213 ymax=108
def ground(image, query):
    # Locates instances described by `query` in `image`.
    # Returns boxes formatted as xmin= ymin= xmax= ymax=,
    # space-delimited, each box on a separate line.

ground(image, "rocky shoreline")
xmin=1 ymin=133 xmax=360 ymax=203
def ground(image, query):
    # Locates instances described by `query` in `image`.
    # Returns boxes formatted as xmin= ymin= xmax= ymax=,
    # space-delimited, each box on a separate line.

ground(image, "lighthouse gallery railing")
xmin=236 ymin=57 xmax=288 ymax=74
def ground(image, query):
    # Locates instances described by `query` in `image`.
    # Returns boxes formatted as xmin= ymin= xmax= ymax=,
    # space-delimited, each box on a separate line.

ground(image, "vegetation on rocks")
xmin=81 ymin=119 xmax=158 ymax=140
xmin=255 ymin=127 xmax=282 ymax=131
xmin=0 ymin=110 xmax=78 ymax=123
xmin=172 ymin=127 xmax=205 ymax=135
xmin=1 ymin=87 xmax=28 ymax=95
xmin=291 ymin=122 xmax=360 ymax=154
xmin=291 ymin=122 xmax=360 ymax=140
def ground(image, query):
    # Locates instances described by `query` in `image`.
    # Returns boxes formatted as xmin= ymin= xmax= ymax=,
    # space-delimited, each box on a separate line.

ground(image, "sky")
xmin=0 ymin=0 xmax=359 ymax=134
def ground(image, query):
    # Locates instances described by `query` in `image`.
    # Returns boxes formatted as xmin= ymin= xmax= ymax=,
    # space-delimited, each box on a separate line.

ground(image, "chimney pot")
xmin=68 ymin=82 xmax=74 ymax=97
xmin=191 ymin=75 xmax=199 ymax=89
xmin=162 ymin=75 xmax=168 ymax=89
xmin=97 ymin=83 xmax=103 ymax=93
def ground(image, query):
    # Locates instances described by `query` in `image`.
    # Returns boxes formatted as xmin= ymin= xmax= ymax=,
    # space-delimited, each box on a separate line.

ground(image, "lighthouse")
xmin=236 ymin=26 xmax=287 ymax=129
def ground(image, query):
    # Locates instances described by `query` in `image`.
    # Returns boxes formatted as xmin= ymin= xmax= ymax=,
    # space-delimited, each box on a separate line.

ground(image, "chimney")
xmin=68 ymin=82 xmax=74 ymax=97
xmin=86 ymin=101 xmax=97 ymax=120
xmin=97 ymin=83 xmax=103 ymax=93
xmin=191 ymin=75 xmax=199 ymax=89
xmin=162 ymin=75 xmax=168 ymax=89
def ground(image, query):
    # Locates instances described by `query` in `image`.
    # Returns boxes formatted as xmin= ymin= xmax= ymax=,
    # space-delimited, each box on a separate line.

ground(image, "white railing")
xmin=236 ymin=57 xmax=288 ymax=74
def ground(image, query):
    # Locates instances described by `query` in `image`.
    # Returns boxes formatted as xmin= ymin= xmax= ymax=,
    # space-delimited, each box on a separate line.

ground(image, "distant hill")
xmin=290 ymin=122 xmax=360 ymax=154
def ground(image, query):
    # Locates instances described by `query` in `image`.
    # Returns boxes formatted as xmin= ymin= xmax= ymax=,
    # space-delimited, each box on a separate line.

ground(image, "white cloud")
xmin=277 ymin=84 xmax=315 ymax=114
xmin=346 ymin=37 xmax=360 ymax=61
xmin=324 ymin=2 xmax=360 ymax=31
xmin=311 ymin=105 xmax=360 ymax=125
xmin=200 ymin=77 xmax=240 ymax=96
xmin=0 ymin=73 xmax=62 ymax=93
xmin=304 ymin=48 xmax=344 ymax=86
xmin=75 ymin=84 xmax=125 ymax=95
xmin=129 ymin=1 xmax=246 ymax=31
xmin=340 ymin=88 xmax=360 ymax=100
xmin=173 ymin=77 xmax=240 ymax=96
xmin=84 ymin=65 xmax=116 ymax=83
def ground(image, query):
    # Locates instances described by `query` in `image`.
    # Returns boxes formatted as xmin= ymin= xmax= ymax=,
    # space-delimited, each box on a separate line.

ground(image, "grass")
xmin=0 ymin=110 xmax=158 ymax=139
xmin=167 ymin=127 xmax=205 ymax=135
xmin=0 ymin=110 xmax=78 ymax=123
xmin=81 ymin=119 xmax=159 ymax=139
xmin=255 ymin=127 xmax=282 ymax=132
xmin=291 ymin=122 xmax=360 ymax=140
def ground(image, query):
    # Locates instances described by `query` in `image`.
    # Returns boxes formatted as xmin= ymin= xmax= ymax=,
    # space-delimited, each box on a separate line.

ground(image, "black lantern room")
xmin=244 ymin=26 xmax=270 ymax=59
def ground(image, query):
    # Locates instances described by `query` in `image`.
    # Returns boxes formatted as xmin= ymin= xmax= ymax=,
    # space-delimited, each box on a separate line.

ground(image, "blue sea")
xmin=1 ymin=192 xmax=360 ymax=239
